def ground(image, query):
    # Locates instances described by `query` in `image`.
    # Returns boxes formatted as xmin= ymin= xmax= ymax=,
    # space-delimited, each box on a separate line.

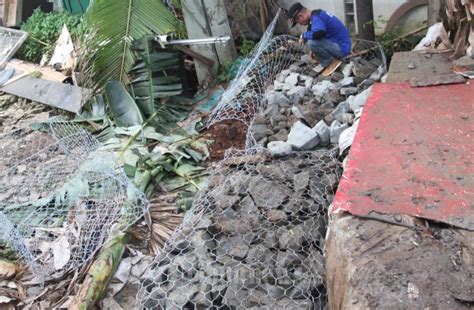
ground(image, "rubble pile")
xmin=139 ymin=151 xmax=342 ymax=309
xmin=251 ymin=55 xmax=384 ymax=155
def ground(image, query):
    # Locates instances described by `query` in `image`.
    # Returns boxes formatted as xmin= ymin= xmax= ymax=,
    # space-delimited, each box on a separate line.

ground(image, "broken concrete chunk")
xmin=287 ymin=86 xmax=306 ymax=104
xmin=342 ymin=62 xmax=355 ymax=78
xmin=339 ymin=119 xmax=360 ymax=155
xmin=340 ymin=87 xmax=359 ymax=96
xmin=330 ymin=120 xmax=350 ymax=144
xmin=285 ymin=73 xmax=299 ymax=87
xmin=278 ymin=69 xmax=291 ymax=82
xmin=330 ymin=101 xmax=350 ymax=123
xmin=291 ymin=106 xmax=303 ymax=119
xmin=348 ymin=86 xmax=372 ymax=113
xmin=287 ymin=121 xmax=320 ymax=151
xmin=267 ymin=141 xmax=292 ymax=157
xmin=312 ymin=64 xmax=325 ymax=74
xmin=266 ymin=91 xmax=290 ymax=107
xmin=312 ymin=120 xmax=330 ymax=146
xmin=312 ymin=80 xmax=336 ymax=98
xmin=339 ymin=77 xmax=354 ymax=87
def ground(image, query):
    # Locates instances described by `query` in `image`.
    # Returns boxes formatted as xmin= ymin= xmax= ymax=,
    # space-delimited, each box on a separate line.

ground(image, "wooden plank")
xmin=6 ymin=58 xmax=68 ymax=82
xmin=204 ymin=0 xmax=237 ymax=65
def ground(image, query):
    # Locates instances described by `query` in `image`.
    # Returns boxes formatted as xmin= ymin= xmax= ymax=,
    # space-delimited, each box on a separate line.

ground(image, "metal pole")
xmin=356 ymin=0 xmax=375 ymax=41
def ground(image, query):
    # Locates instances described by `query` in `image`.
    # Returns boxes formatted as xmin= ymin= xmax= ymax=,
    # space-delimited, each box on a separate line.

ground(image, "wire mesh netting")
xmin=207 ymin=12 xmax=304 ymax=130
xmin=0 ymin=121 xmax=148 ymax=276
xmin=136 ymin=7 xmax=388 ymax=309
xmin=137 ymin=149 xmax=342 ymax=309
xmin=0 ymin=26 xmax=28 ymax=69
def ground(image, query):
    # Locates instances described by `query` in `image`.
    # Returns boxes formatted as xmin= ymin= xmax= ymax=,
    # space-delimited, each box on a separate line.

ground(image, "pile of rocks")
xmin=139 ymin=151 xmax=341 ymax=309
xmin=250 ymin=55 xmax=384 ymax=156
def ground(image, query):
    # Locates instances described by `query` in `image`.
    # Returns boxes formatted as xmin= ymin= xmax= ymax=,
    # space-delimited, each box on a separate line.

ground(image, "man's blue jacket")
xmin=303 ymin=10 xmax=352 ymax=57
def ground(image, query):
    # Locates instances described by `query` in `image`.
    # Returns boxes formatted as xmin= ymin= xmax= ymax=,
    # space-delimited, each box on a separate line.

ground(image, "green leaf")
xmin=105 ymin=80 xmax=144 ymax=127
xmin=86 ymin=0 xmax=178 ymax=87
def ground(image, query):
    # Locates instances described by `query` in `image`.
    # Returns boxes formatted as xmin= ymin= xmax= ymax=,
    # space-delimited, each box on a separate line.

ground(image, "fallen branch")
xmin=69 ymin=232 xmax=129 ymax=310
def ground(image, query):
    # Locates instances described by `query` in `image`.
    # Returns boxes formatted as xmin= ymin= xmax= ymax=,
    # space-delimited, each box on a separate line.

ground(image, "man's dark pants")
xmin=307 ymin=38 xmax=344 ymax=67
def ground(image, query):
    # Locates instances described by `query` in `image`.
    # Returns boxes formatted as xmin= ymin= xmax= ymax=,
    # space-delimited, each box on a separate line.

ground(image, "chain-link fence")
xmin=0 ymin=121 xmax=147 ymax=277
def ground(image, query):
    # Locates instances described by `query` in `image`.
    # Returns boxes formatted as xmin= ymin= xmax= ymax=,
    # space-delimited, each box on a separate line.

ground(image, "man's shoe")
xmin=322 ymin=59 xmax=342 ymax=76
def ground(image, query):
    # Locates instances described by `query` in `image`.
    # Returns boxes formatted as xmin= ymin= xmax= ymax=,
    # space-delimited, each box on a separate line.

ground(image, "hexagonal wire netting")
xmin=136 ymin=9 xmax=353 ymax=309
xmin=0 ymin=121 xmax=148 ymax=277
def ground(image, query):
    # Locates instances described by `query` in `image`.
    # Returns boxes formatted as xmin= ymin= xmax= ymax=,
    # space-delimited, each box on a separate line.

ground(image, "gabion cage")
xmin=0 ymin=121 xmax=148 ymax=276
xmin=137 ymin=8 xmax=386 ymax=309
xmin=137 ymin=149 xmax=342 ymax=309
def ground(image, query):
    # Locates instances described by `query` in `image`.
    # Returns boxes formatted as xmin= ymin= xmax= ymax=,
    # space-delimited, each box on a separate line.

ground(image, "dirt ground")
xmin=205 ymin=119 xmax=248 ymax=161
xmin=326 ymin=213 xmax=474 ymax=309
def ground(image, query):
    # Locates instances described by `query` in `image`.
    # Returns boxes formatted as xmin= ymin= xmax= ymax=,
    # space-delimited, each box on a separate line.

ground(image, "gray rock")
xmin=251 ymin=123 xmax=268 ymax=141
xmin=279 ymin=226 xmax=305 ymax=250
xmin=249 ymin=177 xmax=289 ymax=209
xmin=266 ymin=209 xmax=288 ymax=223
xmin=218 ymin=236 xmax=249 ymax=260
xmin=166 ymin=286 xmax=198 ymax=308
xmin=287 ymin=121 xmax=320 ymax=151
xmin=330 ymin=101 xmax=350 ymax=123
xmin=312 ymin=64 xmax=325 ymax=74
xmin=348 ymin=86 xmax=372 ymax=113
xmin=267 ymin=141 xmax=292 ymax=157
xmin=285 ymin=73 xmax=299 ymax=87
xmin=274 ymin=80 xmax=284 ymax=91
xmin=369 ymin=65 xmax=385 ymax=81
xmin=331 ymin=71 xmax=344 ymax=82
xmin=357 ymin=78 xmax=374 ymax=91
xmin=287 ymin=86 xmax=306 ymax=104
xmin=293 ymin=170 xmax=311 ymax=192
xmin=247 ymin=244 xmax=275 ymax=265
xmin=340 ymin=87 xmax=359 ymax=96
xmin=266 ymin=91 xmax=290 ymax=107
xmin=352 ymin=62 xmax=375 ymax=79
xmin=276 ymin=251 xmax=305 ymax=269
xmin=263 ymin=229 xmax=280 ymax=249
xmin=289 ymin=64 xmax=301 ymax=73
xmin=291 ymin=106 xmax=303 ymax=119
xmin=278 ymin=69 xmax=291 ymax=82
xmin=342 ymin=62 xmax=355 ymax=78
xmin=339 ymin=119 xmax=360 ymax=155
xmin=341 ymin=113 xmax=355 ymax=124
xmin=312 ymin=120 xmax=330 ymax=146
xmin=272 ymin=129 xmax=288 ymax=142
xmin=339 ymin=76 xmax=354 ymax=87
xmin=312 ymin=80 xmax=336 ymax=98
xmin=304 ymin=77 xmax=314 ymax=90
xmin=222 ymin=283 xmax=247 ymax=308
xmin=262 ymin=284 xmax=286 ymax=299
xmin=330 ymin=120 xmax=350 ymax=144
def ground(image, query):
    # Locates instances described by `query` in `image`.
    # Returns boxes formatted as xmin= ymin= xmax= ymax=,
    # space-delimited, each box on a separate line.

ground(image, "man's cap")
xmin=287 ymin=2 xmax=304 ymax=27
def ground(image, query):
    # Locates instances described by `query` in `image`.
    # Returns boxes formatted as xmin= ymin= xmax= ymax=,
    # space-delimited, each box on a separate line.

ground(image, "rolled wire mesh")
xmin=207 ymin=10 xmax=304 ymax=129
xmin=0 ymin=121 xmax=148 ymax=276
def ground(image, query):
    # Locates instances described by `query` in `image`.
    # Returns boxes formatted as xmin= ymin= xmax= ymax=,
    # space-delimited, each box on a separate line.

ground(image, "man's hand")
xmin=298 ymin=34 xmax=304 ymax=46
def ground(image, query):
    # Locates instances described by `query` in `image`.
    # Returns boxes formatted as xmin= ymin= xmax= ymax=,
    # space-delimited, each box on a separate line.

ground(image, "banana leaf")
xmin=129 ymin=36 xmax=184 ymax=121
xmin=105 ymin=80 xmax=144 ymax=127
xmin=86 ymin=0 xmax=178 ymax=87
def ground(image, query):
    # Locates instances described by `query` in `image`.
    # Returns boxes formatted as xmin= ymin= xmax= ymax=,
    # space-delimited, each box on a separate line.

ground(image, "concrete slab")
xmin=386 ymin=51 xmax=453 ymax=83
xmin=326 ymin=213 xmax=474 ymax=309
xmin=333 ymin=82 xmax=474 ymax=230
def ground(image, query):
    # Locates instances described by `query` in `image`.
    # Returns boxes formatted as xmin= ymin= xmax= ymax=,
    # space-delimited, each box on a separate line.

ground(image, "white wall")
xmin=279 ymin=0 xmax=426 ymax=34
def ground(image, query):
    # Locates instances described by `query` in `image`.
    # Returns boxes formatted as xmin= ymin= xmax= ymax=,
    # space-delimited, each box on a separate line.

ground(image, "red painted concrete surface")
xmin=333 ymin=82 xmax=474 ymax=230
